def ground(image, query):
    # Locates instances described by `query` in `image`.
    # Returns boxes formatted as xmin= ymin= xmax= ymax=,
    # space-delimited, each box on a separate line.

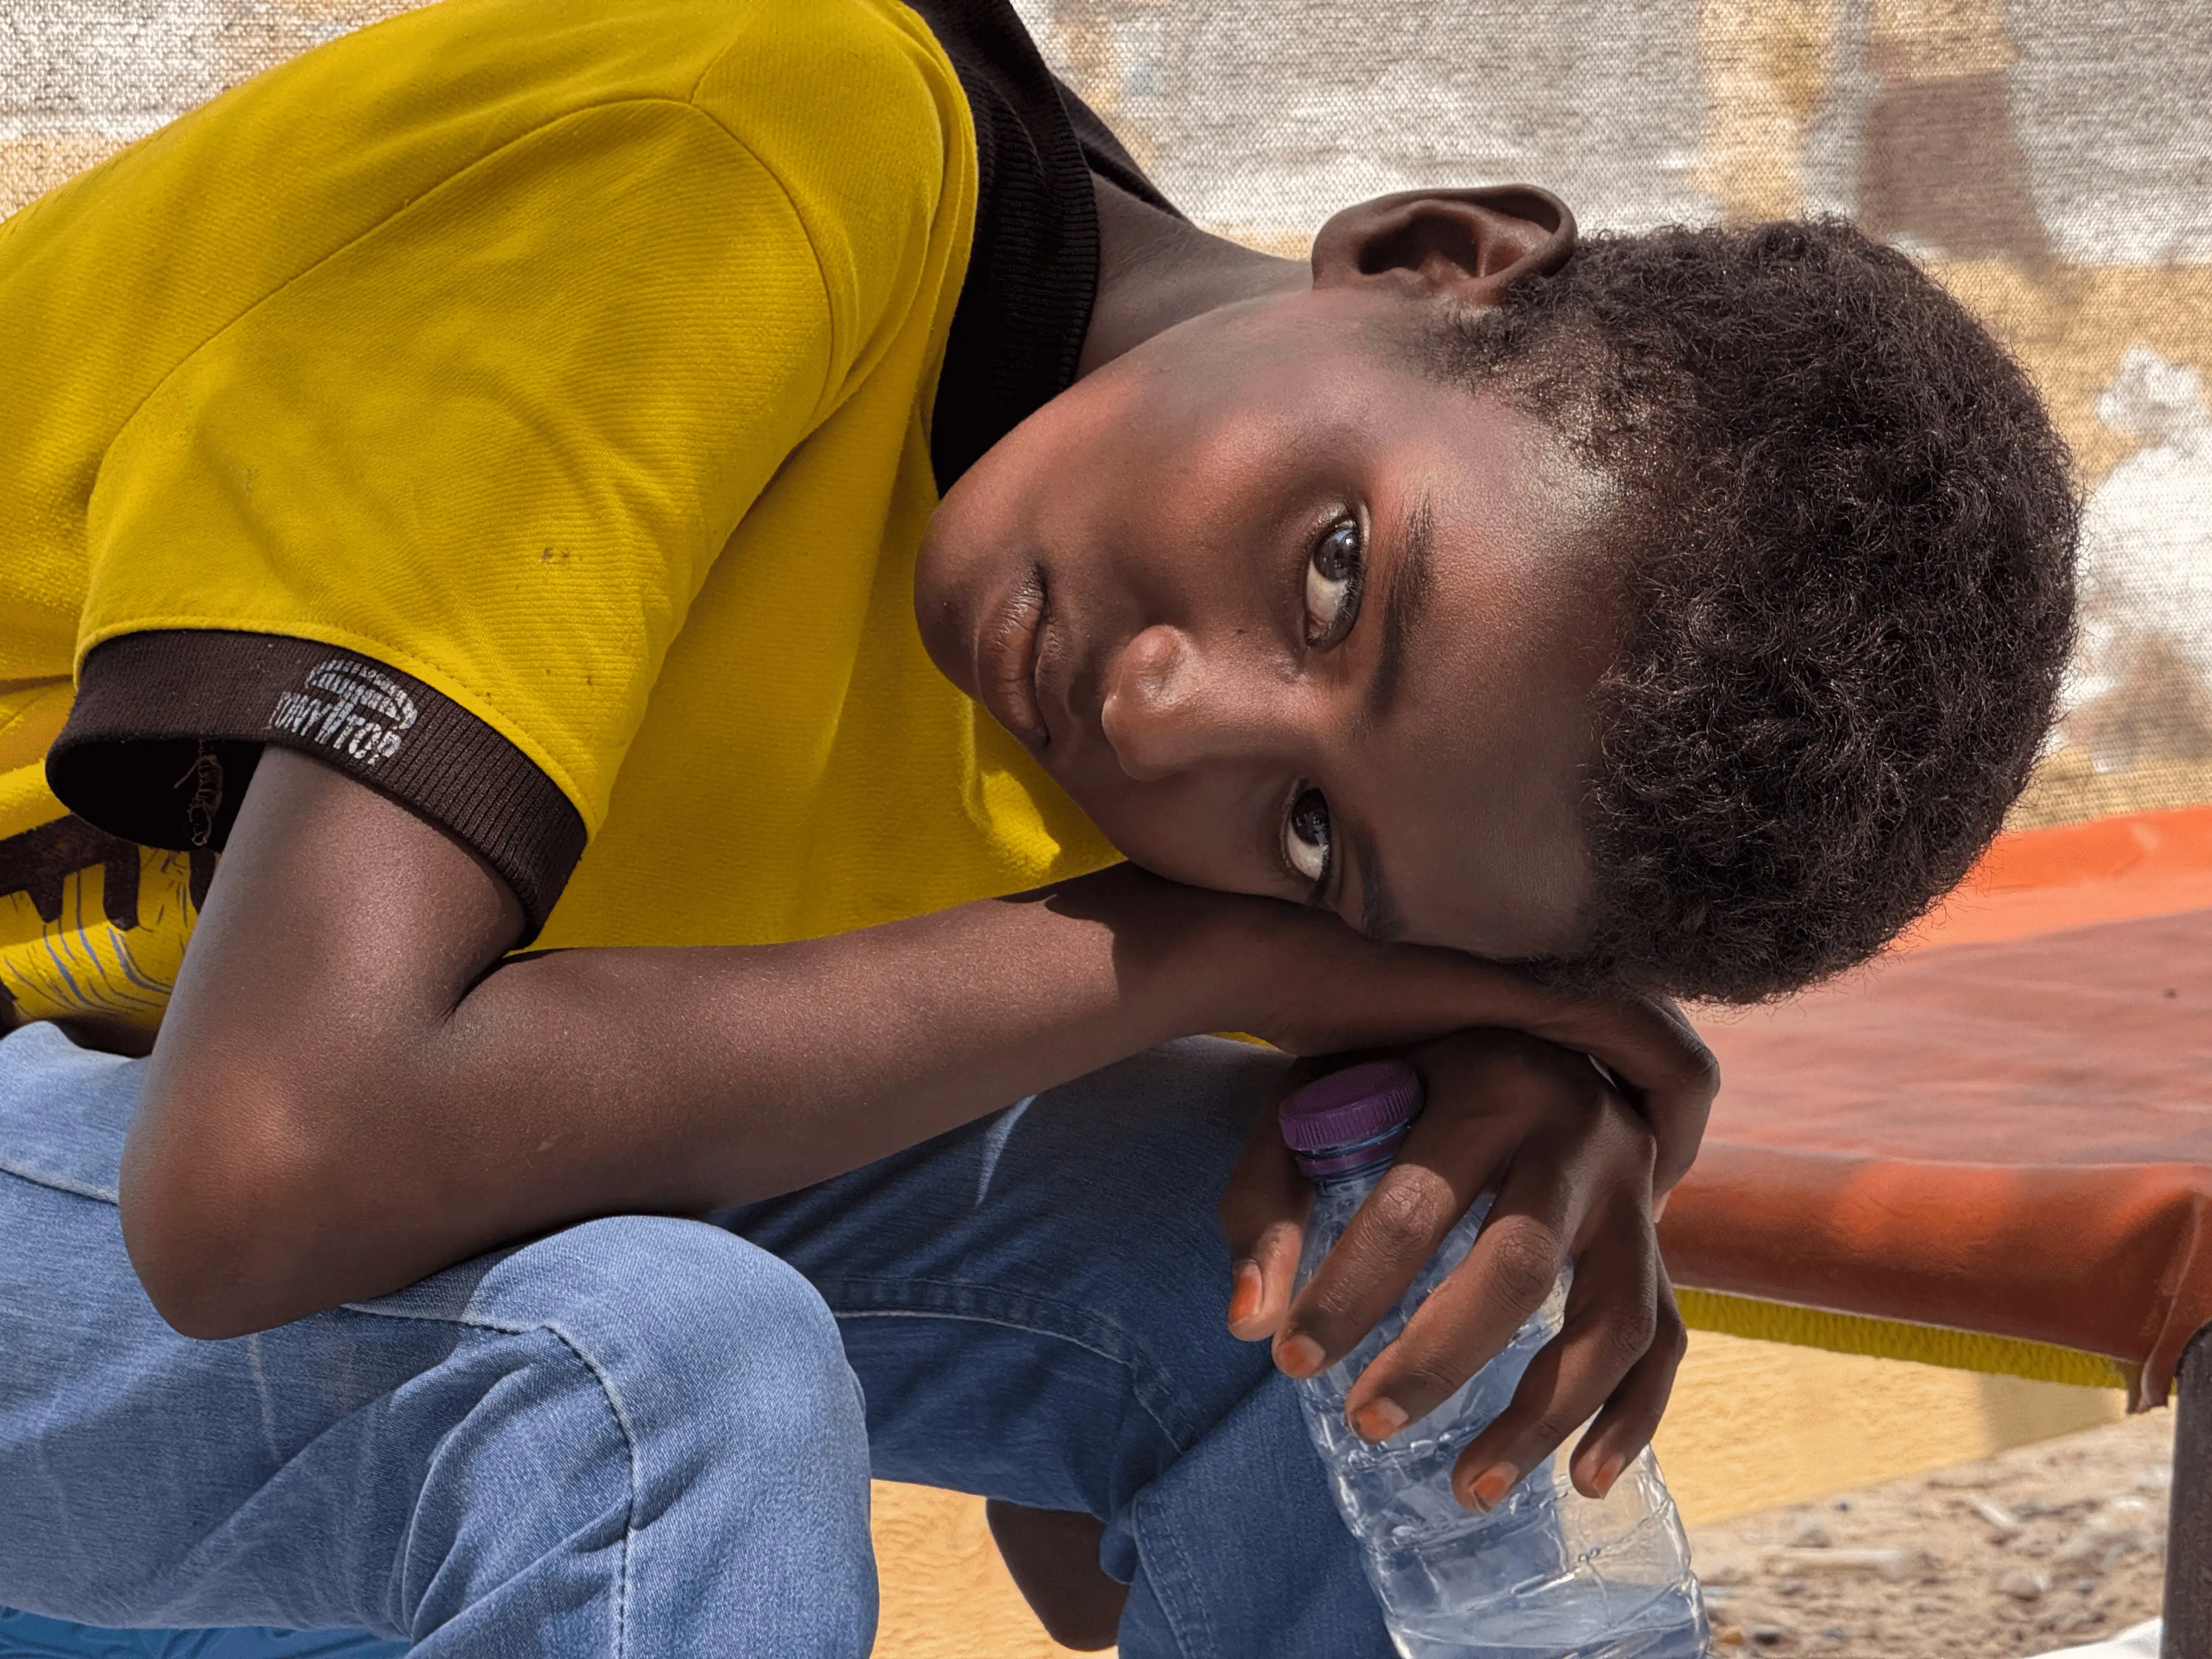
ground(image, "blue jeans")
xmin=0 ymin=1023 xmax=1389 ymax=1657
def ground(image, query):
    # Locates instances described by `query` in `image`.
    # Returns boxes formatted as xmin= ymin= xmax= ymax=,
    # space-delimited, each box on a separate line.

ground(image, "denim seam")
xmin=0 ymin=1155 xmax=120 ymax=1205
xmin=821 ymin=1279 xmax=1204 ymax=1450
xmin=1130 ymin=1478 xmax=1221 ymax=1659
xmin=338 ymin=1301 xmax=642 ymax=1656
xmin=837 ymin=1300 xmax=1234 ymax=1654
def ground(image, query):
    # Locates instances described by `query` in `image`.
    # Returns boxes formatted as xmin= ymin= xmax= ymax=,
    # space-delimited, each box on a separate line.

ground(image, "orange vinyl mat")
xmin=1659 ymin=805 xmax=2212 ymax=1403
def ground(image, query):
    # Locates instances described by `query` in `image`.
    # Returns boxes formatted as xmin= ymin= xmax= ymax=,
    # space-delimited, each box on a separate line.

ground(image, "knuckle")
xmin=1601 ymin=1109 xmax=1661 ymax=1175
xmin=1639 ymin=998 xmax=1720 ymax=1092
xmin=1581 ymin=1094 xmax=1655 ymax=1170
xmin=1596 ymin=1301 xmax=1661 ymax=1372
xmin=1526 ymin=1407 xmax=1582 ymax=1449
xmin=1359 ymin=1179 xmax=1450 ymax=1263
xmin=1672 ymin=1036 xmax=1722 ymax=1102
xmin=1391 ymin=1350 xmax=1468 ymax=1404
xmin=1291 ymin=1289 xmax=1363 ymax=1351
xmin=1490 ymin=1039 xmax=1580 ymax=1101
xmin=1482 ymin=1222 xmax=1564 ymax=1315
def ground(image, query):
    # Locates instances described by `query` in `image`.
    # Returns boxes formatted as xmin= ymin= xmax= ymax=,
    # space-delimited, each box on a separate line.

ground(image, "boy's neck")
xmin=1078 ymin=173 xmax=1306 ymax=379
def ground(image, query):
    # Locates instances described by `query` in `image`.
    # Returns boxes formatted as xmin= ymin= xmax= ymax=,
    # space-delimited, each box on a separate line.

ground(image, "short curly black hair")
xmin=1441 ymin=218 xmax=2078 ymax=1003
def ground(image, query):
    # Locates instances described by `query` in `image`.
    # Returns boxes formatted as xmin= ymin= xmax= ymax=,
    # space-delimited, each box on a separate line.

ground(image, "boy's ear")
xmin=1311 ymin=185 xmax=1576 ymax=304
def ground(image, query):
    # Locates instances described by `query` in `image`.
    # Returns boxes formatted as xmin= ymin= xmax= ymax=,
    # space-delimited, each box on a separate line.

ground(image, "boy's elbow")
xmin=125 ymin=1226 xmax=261 ymax=1342
xmin=119 ymin=1073 xmax=345 ymax=1340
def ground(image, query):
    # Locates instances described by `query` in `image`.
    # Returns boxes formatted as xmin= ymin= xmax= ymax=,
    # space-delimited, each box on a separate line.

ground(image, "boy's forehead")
xmin=1397 ymin=388 xmax=1624 ymax=657
xmin=1355 ymin=404 xmax=1618 ymax=958
xmin=1423 ymin=380 xmax=1618 ymax=536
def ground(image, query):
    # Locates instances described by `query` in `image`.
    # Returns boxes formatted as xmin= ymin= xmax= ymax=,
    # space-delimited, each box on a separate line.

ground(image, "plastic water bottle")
xmin=1280 ymin=1060 xmax=1707 ymax=1659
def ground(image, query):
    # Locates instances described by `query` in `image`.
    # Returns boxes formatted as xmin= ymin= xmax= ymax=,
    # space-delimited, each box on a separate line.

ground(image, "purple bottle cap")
xmin=1278 ymin=1059 xmax=1423 ymax=1156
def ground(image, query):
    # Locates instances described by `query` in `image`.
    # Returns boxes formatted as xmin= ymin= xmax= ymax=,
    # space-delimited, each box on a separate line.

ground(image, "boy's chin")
xmin=910 ymin=526 xmax=988 ymax=695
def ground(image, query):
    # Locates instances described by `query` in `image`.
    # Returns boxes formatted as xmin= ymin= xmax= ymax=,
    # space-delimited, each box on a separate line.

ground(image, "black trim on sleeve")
xmin=904 ymin=0 xmax=1182 ymax=492
xmin=47 ymin=630 xmax=586 ymax=940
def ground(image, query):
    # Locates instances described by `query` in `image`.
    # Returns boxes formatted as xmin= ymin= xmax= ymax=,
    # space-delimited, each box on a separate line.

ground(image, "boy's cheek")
xmin=1048 ymin=775 xmax=1263 ymax=899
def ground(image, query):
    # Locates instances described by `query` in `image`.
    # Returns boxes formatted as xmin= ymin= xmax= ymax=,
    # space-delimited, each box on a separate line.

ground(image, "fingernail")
xmin=1594 ymin=1453 xmax=1626 ymax=1497
xmin=1463 ymin=1463 xmax=1516 ymax=1512
xmin=1349 ymin=1398 xmax=1408 ymax=1442
xmin=1226 ymin=1262 xmax=1263 ymax=1329
xmin=1277 ymin=1333 xmax=1325 ymax=1378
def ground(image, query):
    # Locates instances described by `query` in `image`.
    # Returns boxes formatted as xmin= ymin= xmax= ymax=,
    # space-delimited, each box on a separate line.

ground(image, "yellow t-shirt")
xmin=0 ymin=0 xmax=1136 ymax=1031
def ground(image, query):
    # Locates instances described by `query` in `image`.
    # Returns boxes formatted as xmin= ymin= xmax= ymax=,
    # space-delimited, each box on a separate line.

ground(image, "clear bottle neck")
xmin=1290 ymin=1120 xmax=1413 ymax=1188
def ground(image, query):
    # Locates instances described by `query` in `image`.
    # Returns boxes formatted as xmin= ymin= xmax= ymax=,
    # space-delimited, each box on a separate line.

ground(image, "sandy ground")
xmin=1690 ymin=1410 xmax=2176 ymax=1657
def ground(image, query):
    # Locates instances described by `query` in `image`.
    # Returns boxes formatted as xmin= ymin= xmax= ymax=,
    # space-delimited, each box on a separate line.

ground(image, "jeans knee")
xmin=488 ymin=1215 xmax=860 ymax=1451
xmin=380 ymin=1221 xmax=870 ymax=1649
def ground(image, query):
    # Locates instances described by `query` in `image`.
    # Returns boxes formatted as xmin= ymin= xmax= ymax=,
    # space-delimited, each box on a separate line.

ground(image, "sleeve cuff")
xmin=47 ymin=630 xmax=586 ymax=941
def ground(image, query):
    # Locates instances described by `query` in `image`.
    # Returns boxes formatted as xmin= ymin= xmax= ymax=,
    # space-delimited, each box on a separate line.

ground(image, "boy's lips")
xmin=977 ymin=567 xmax=1050 ymax=749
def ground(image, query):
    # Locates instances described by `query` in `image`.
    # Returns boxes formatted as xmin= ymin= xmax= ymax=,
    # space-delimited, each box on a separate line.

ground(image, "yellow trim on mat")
xmin=1676 ymin=1288 xmax=2138 ymax=1393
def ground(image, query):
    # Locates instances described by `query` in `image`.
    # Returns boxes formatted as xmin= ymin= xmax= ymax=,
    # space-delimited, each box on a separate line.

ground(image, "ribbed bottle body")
xmin=1293 ymin=1171 xmax=1706 ymax=1659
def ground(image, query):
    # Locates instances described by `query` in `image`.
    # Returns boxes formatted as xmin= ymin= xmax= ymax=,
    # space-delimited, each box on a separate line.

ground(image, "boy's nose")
xmin=1099 ymin=624 xmax=1285 ymax=780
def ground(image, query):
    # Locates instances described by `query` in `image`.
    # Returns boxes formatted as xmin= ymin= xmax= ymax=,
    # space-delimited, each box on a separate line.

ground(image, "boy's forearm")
xmin=128 ymin=822 xmax=1245 ymax=1336
xmin=121 ymin=750 xmax=1717 ymax=1339
xmin=447 ymin=865 xmax=1239 ymax=1214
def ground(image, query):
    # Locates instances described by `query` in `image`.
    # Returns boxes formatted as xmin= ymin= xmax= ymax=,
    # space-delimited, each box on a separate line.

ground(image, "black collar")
xmin=900 ymin=0 xmax=1181 ymax=491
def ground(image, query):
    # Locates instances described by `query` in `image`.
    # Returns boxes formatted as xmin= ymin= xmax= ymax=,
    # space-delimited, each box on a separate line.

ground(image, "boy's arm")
xmin=122 ymin=749 xmax=1713 ymax=1339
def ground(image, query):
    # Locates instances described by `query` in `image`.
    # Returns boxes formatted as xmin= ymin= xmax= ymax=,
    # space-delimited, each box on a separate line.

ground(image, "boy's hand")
xmin=1210 ymin=901 xmax=1715 ymax=1197
xmin=1216 ymin=1028 xmax=1685 ymax=1510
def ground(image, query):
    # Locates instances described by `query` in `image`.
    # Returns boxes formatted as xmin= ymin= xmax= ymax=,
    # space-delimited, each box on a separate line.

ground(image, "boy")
xmin=0 ymin=0 xmax=2074 ymax=1652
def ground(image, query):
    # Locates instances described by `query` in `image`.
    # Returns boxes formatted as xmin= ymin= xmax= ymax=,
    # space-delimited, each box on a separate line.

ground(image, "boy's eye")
xmin=1283 ymin=787 xmax=1333 ymax=886
xmin=1304 ymin=518 xmax=1364 ymax=647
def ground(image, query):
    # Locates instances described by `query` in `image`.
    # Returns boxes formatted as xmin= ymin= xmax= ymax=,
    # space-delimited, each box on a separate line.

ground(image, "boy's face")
xmin=915 ymin=284 xmax=1616 ymax=960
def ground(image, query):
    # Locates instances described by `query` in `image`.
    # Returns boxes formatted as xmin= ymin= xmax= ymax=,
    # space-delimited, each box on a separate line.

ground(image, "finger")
xmin=1628 ymin=997 xmax=1713 ymax=1197
xmin=1272 ymin=1090 xmax=1522 ymax=1380
xmin=1446 ymin=1195 xmax=1662 ymax=1512
xmin=1340 ymin=1090 xmax=1643 ymax=1437
xmin=1565 ymin=1267 xmax=1688 ymax=1499
xmin=1217 ymin=1097 xmax=1312 ymax=1342
xmin=1336 ymin=1201 xmax=1567 ymax=1441
xmin=1518 ymin=995 xmax=1715 ymax=1197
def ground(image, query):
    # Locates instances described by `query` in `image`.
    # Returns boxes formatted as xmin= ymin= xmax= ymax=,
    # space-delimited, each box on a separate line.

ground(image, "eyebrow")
xmin=1348 ymin=493 xmax=1434 ymax=943
xmin=1364 ymin=492 xmax=1436 ymax=731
